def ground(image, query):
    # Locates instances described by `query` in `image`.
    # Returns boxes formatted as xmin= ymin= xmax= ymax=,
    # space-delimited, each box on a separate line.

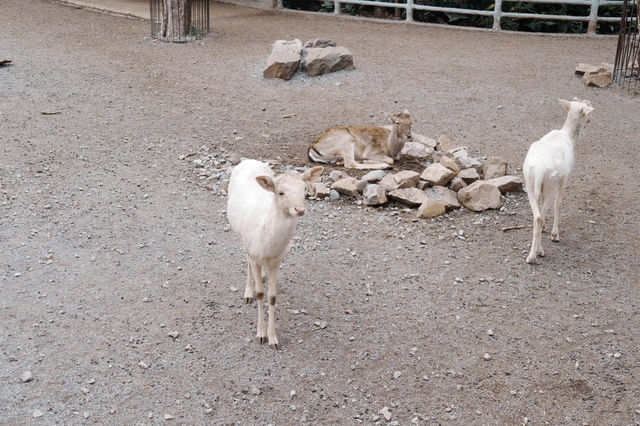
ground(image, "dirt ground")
xmin=1 ymin=0 xmax=639 ymax=424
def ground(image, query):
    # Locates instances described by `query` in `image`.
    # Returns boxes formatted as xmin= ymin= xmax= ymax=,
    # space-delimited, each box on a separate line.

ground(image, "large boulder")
xmin=457 ymin=181 xmax=502 ymax=211
xmin=401 ymin=142 xmax=434 ymax=160
xmin=485 ymin=175 xmax=523 ymax=193
xmin=303 ymin=46 xmax=355 ymax=77
xmin=483 ymin=157 xmax=508 ymax=180
xmin=362 ymin=184 xmax=388 ymax=206
xmin=582 ymin=70 xmax=612 ymax=88
xmin=420 ymin=163 xmax=456 ymax=186
xmin=417 ymin=199 xmax=446 ymax=218
xmin=263 ymin=39 xmax=302 ymax=80
xmin=388 ymin=188 xmax=430 ymax=206
xmin=331 ymin=177 xmax=359 ymax=197
xmin=426 ymin=186 xmax=460 ymax=210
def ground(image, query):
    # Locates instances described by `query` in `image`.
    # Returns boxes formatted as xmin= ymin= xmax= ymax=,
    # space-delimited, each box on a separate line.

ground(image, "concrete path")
xmin=61 ymin=0 xmax=150 ymax=19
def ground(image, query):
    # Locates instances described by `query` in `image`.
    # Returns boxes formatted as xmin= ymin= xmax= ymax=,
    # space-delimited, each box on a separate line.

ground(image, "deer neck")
xmin=561 ymin=111 xmax=582 ymax=143
xmin=386 ymin=125 xmax=404 ymax=158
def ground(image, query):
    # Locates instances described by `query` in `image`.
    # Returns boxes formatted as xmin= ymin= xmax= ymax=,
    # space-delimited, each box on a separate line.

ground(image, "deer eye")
xmin=278 ymin=191 xmax=285 ymax=196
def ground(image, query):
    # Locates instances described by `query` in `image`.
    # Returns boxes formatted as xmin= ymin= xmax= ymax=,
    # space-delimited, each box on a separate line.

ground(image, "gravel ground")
xmin=1 ymin=0 xmax=639 ymax=424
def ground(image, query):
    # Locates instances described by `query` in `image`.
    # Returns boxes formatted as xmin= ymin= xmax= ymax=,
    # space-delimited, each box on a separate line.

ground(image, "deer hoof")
xmin=269 ymin=342 xmax=280 ymax=350
xmin=244 ymin=297 xmax=253 ymax=304
xmin=551 ymin=234 xmax=560 ymax=242
xmin=526 ymin=254 xmax=536 ymax=264
xmin=257 ymin=336 xmax=267 ymax=345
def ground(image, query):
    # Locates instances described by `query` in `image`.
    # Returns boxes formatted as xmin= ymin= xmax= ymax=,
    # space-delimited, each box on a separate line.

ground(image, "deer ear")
xmin=558 ymin=98 xmax=571 ymax=111
xmin=403 ymin=109 xmax=410 ymax=116
xmin=255 ymin=176 xmax=276 ymax=193
xmin=301 ymin=166 xmax=324 ymax=183
xmin=581 ymin=105 xmax=594 ymax=116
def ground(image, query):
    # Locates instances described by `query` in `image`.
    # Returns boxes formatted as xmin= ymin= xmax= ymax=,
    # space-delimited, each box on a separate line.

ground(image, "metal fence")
xmin=613 ymin=0 xmax=639 ymax=89
xmin=314 ymin=0 xmax=623 ymax=34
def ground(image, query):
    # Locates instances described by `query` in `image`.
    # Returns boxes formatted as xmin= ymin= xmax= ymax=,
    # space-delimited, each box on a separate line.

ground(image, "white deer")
xmin=308 ymin=110 xmax=412 ymax=169
xmin=227 ymin=159 xmax=324 ymax=349
xmin=523 ymin=98 xmax=593 ymax=264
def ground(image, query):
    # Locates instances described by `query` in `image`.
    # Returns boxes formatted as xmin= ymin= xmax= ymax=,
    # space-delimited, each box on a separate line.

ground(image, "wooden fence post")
xmin=334 ymin=0 xmax=341 ymax=14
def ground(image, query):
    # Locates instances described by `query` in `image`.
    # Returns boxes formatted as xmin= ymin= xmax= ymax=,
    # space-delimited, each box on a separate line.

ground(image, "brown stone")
xmin=457 ymin=181 xmax=502 ymax=211
xmin=425 ymin=186 xmax=460 ymax=210
xmin=417 ymin=199 xmax=446 ymax=218
xmin=388 ymin=188 xmax=430 ymax=206
xmin=483 ymin=157 xmax=508 ymax=180
xmin=485 ymin=175 xmax=523 ymax=193
xmin=393 ymin=170 xmax=420 ymax=189
xmin=420 ymin=163 xmax=456 ymax=186
xmin=449 ymin=176 xmax=467 ymax=192
xmin=459 ymin=168 xmax=480 ymax=184
xmin=457 ymin=156 xmax=483 ymax=172
xmin=331 ymin=177 xmax=358 ymax=197
xmin=582 ymin=70 xmax=612 ymax=88
xmin=362 ymin=184 xmax=388 ymax=206
xmin=303 ymin=46 xmax=355 ymax=77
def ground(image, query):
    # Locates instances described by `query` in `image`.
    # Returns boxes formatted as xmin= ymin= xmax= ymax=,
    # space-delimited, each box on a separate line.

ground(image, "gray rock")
xmin=388 ymin=188 xmax=430 ymax=206
xmin=449 ymin=176 xmax=467 ymax=192
xmin=329 ymin=170 xmax=350 ymax=182
xmin=393 ymin=170 xmax=420 ymax=189
xmin=329 ymin=189 xmax=340 ymax=200
xmin=417 ymin=199 xmax=446 ymax=218
xmin=361 ymin=169 xmax=386 ymax=183
xmin=303 ymin=46 xmax=355 ymax=77
xmin=451 ymin=148 xmax=469 ymax=160
xmin=485 ymin=175 xmax=523 ymax=193
xmin=459 ymin=168 xmax=480 ymax=183
xmin=420 ymin=163 xmax=455 ymax=186
xmin=310 ymin=182 xmax=331 ymax=198
xmin=483 ymin=157 xmax=508 ymax=180
xmin=457 ymin=181 xmax=502 ymax=211
xmin=457 ymin=156 xmax=483 ymax=172
xmin=356 ymin=179 xmax=368 ymax=193
xmin=303 ymin=38 xmax=337 ymax=49
xmin=331 ymin=177 xmax=359 ymax=197
xmin=426 ymin=186 xmax=460 ymax=210
xmin=401 ymin=142 xmax=434 ymax=160
xmin=362 ymin=184 xmax=388 ymax=206
xmin=416 ymin=180 xmax=429 ymax=190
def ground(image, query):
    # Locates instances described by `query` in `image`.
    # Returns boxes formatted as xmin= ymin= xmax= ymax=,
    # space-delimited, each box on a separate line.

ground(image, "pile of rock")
xmin=263 ymin=38 xmax=355 ymax=80
xmin=306 ymin=134 xmax=524 ymax=218
xmin=575 ymin=62 xmax=613 ymax=88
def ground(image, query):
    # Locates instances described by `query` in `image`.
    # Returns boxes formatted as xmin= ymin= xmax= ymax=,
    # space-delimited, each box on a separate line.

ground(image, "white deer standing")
xmin=227 ymin=159 xmax=323 ymax=349
xmin=523 ymin=98 xmax=593 ymax=264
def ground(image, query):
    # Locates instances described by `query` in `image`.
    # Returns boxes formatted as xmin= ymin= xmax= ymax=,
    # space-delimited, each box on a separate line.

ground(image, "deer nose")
xmin=294 ymin=207 xmax=306 ymax=216
xmin=406 ymin=133 xmax=412 ymax=139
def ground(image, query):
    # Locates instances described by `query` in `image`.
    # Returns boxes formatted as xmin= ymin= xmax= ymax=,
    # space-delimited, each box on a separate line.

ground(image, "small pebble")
xmin=138 ymin=361 xmax=149 ymax=369
xmin=393 ymin=371 xmax=402 ymax=379
xmin=164 ymin=413 xmax=174 ymax=420
xmin=32 ymin=410 xmax=43 ymax=418
xmin=21 ymin=371 xmax=33 ymax=382
xmin=483 ymin=353 xmax=492 ymax=360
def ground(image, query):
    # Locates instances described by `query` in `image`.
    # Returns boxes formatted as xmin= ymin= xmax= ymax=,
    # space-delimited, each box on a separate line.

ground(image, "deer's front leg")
xmin=265 ymin=263 xmax=281 ymax=350
xmin=243 ymin=254 xmax=254 ymax=303
xmin=249 ymin=260 xmax=267 ymax=344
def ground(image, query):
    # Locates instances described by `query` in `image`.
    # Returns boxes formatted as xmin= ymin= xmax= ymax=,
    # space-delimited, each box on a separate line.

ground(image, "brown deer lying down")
xmin=308 ymin=110 xmax=412 ymax=169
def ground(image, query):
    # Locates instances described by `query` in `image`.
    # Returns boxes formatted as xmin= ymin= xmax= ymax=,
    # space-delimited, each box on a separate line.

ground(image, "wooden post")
xmin=161 ymin=0 xmax=192 ymax=42
xmin=492 ymin=0 xmax=502 ymax=30
xmin=334 ymin=0 xmax=341 ymax=15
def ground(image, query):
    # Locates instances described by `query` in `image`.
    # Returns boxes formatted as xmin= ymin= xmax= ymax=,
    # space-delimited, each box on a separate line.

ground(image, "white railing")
xmin=324 ymin=0 xmax=623 ymax=34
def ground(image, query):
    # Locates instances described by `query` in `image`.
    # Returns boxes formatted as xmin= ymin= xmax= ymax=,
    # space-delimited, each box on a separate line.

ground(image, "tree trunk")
xmin=161 ymin=0 xmax=192 ymax=42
